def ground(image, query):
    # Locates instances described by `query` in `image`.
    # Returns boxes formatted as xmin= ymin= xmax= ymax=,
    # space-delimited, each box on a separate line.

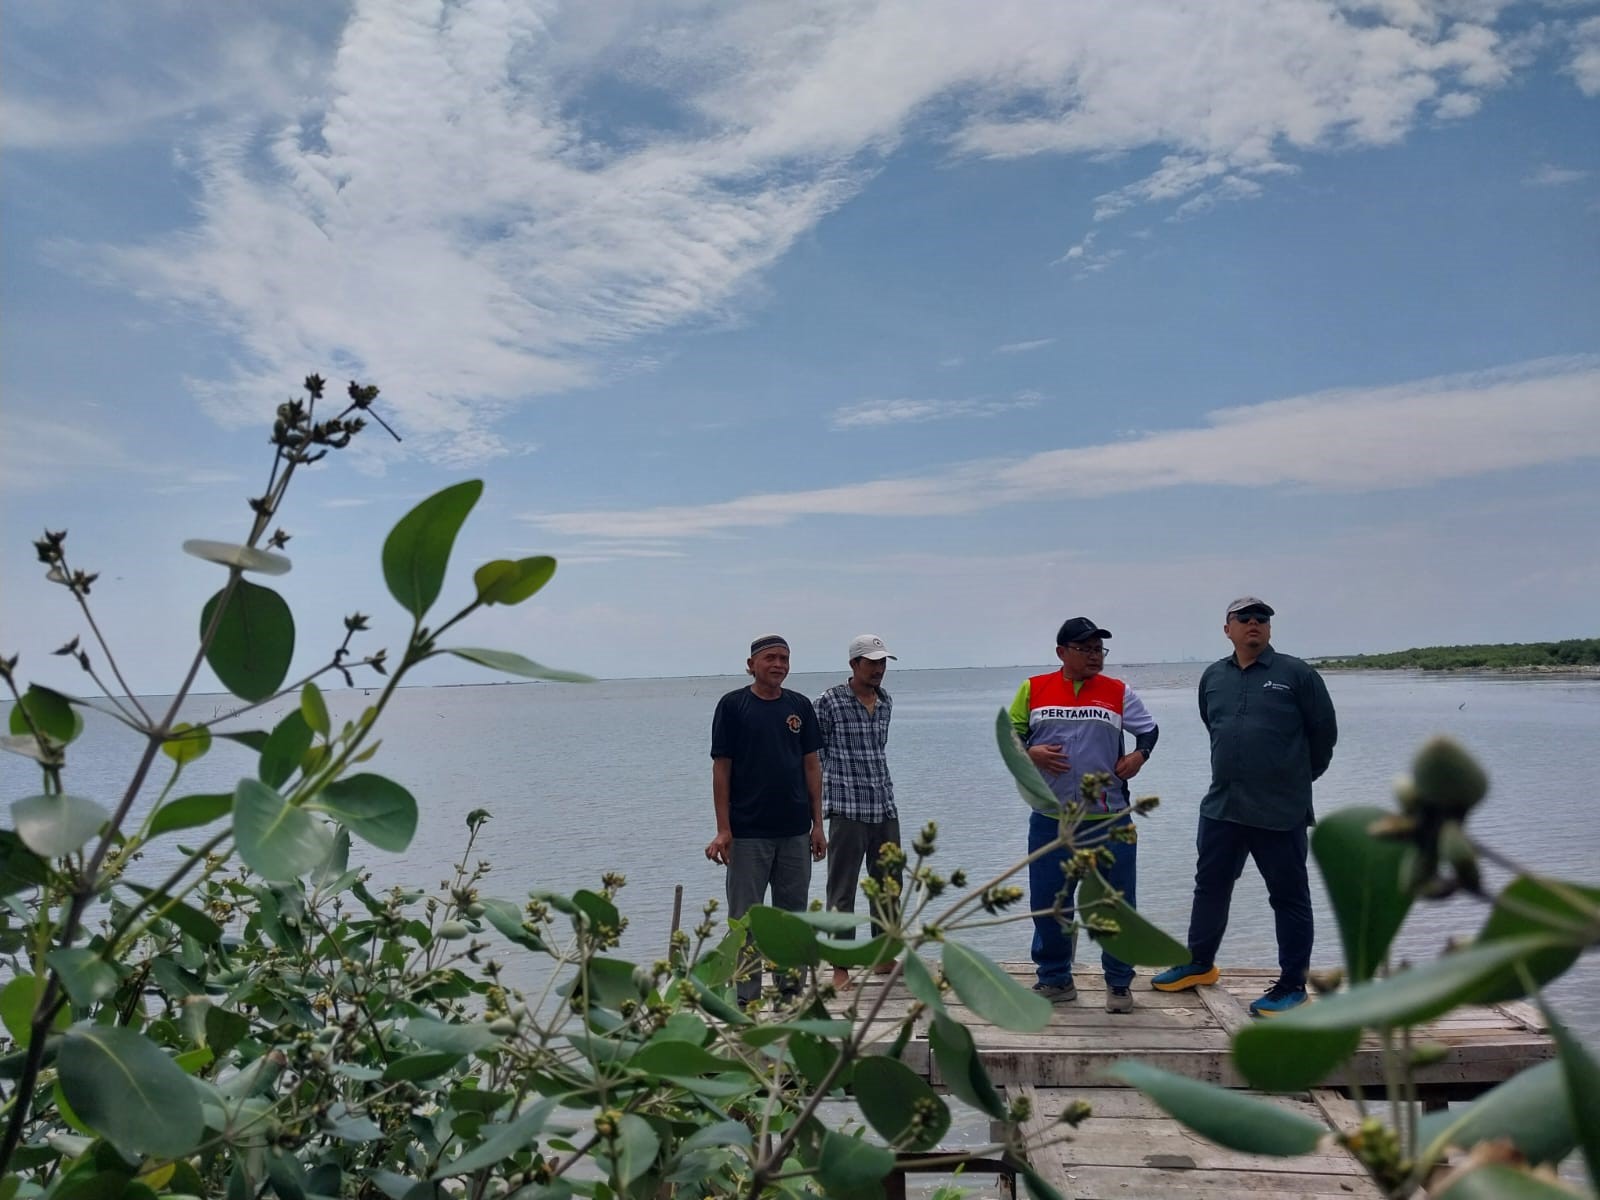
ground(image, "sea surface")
xmin=9 ymin=663 xmax=1597 ymax=1039
xmin=7 ymin=664 xmax=1599 ymax=1192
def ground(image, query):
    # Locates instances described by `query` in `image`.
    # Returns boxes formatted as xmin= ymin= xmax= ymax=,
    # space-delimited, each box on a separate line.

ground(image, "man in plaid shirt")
xmin=816 ymin=633 xmax=901 ymax=991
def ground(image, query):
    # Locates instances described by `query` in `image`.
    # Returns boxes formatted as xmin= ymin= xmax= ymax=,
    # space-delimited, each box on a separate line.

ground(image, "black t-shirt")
xmin=710 ymin=686 xmax=823 ymax=838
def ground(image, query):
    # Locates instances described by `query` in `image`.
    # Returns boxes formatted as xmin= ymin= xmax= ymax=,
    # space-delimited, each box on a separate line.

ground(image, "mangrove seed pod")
xmin=1411 ymin=737 xmax=1488 ymax=818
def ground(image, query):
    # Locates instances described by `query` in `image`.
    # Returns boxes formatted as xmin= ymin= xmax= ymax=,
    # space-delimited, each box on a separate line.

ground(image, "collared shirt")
xmin=815 ymin=681 xmax=896 ymax=822
xmin=1198 ymin=646 xmax=1338 ymax=830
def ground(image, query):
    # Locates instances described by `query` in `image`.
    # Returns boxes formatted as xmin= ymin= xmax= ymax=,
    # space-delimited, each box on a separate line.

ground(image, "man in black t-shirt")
xmin=707 ymin=634 xmax=826 ymax=1005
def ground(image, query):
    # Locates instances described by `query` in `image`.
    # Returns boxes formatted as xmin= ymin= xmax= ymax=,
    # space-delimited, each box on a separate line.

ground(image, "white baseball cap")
xmin=848 ymin=634 xmax=896 ymax=661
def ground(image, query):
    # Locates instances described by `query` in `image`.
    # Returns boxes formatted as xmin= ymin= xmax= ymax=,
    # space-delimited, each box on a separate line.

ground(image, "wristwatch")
xmin=1137 ymin=748 xmax=1152 ymax=761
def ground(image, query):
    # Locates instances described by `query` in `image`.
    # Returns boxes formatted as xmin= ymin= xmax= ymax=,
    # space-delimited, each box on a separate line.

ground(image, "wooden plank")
xmin=1017 ymin=1085 xmax=1382 ymax=1198
xmin=1046 ymin=1165 xmax=1381 ymax=1199
xmin=1195 ymin=982 xmax=1254 ymax=1036
xmin=1310 ymin=1087 xmax=1365 ymax=1135
xmin=1493 ymin=999 xmax=1548 ymax=1034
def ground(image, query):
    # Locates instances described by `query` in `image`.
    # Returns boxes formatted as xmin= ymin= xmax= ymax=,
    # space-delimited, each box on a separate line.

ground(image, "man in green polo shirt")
xmin=1152 ymin=597 xmax=1337 ymax=1017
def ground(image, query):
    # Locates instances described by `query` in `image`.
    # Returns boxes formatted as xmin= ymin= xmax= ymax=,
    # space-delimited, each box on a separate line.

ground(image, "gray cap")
xmin=848 ymin=634 xmax=896 ymax=661
xmin=1226 ymin=596 xmax=1275 ymax=619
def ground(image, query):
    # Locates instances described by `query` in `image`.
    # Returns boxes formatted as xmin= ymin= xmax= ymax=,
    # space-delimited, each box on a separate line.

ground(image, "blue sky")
xmin=3 ymin=0 xmax=1598 ymax=692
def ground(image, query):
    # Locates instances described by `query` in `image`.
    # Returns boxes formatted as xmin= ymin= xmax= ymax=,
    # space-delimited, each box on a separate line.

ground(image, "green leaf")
xmin=58 ymin=1022 xmax=205 ymax=1158
xmin=679 ymin=1120 xmax=753 ymax=1153
xmin=202 ymin=580 xmax=295 ymax=702
xmin=382 ymin=480 xmax=483 ymax=619
xmin=901 ymin=952 xmax=947 ymax=1016
xmin=148 ymin=792 xmax=232 ymax=837
xmin=1020 ymin=1163 xmax=1067 ymax=1200
xmin=0 ymin=975 xmax=69 ymax=1046
xmin=1542 ymin=1001 xmax=1600 ymax=1183
xmin=479 ymin=897 xmax=548 ymax=953
xmin=1107 ymin=1061 xmax=1326 ymax=1156
xmin=300 ymin=682 xmax=330 ymax=737
xmin=405 ymin=1018 xmax=503 ymax=1055
xmin=161 ymin=723 xmax=212 ymax=765
xmin=816 ymin=934 xmax=899 ymax=968
xmin=433 ymin=1098 xmax=556 ymax=1178
xmin=994 ymin=708 xmax=1059 ymax=815
xmin=10 ymin=793 xmax=108 ymax=857
xmin=474 ymin=556 xmax=557 ymax=605
xmin=627 ymin=1041 xmax=734 ymax=1076
xmin=572 ymin=958 xmax=644 ymax=1010
xmin=786 ymin=909 xmax=864 ymax=933
xmin=1234 ymin=935 xmax=1565 ymax=1091
xmin=607 ymin=1114 xmax=660 ymax=1185
xmin=740 ymin=1018 xmax=854 ymax=1047
xmin=815 ymin=1130 xmax=894 ymax=1191
xmin=1078 ymin=867 xmax=1189 ymax=966
xmin=45 ymin=948 xmax=117 ymax=1006
xmin=0 ymin=830 xmax=49 ymax=895
xmin=1434 ymin=1165 xmax=1585 ymax=1200
xmin=446 ymin=647 xmax=592 ymax=683
xmin=220 ymin=730 xmax=270 ymax=753
xmin=120 ymin=883 xmax=223 ymax=943
xmin=571 ymin=888 xmax=621 ymax=935
xmin=259 ymin=709 xmax=313 ymax=788
xmin=853 ymin=1055 xmax=950 ymax=1151
xmin=1416 ymin=1060 xmax=1575 ymax=1168
xmin=1311 ymin=806 xmax=1416 ymax=985
xmin=307 ymin=774 xmax=418 ymax=852
xmin=8 ymin=685 xmax=81 ymax=744
xmin=942 ymin=939 xmax=1050 ymax=1031
xmin=232 ymin=777 xmax=335 ymax=882
xmin=1467 ymin=876 xmax=1600 ymax=1003
xmin=928 ymin=1013 xmax=1005 ymax=1120
xmin=383 ymin=1051 xmax=464 ymax=1082
xmin=747 ymin=905 xmax=820 ymax=969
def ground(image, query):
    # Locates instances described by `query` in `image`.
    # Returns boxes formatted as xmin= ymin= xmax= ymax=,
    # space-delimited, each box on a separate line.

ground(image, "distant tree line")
xmin=1315 ymin=638 xmax=1600 ymax=670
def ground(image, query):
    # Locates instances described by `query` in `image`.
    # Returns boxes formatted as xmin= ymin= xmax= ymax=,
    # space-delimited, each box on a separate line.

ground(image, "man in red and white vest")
xmin=1008 ymin=617 xmax=1159 ymax=1013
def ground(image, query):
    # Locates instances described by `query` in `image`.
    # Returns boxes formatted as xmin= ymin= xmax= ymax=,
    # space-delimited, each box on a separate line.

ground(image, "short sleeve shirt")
xmin=710 ymin=686 xmax=823 ymax=838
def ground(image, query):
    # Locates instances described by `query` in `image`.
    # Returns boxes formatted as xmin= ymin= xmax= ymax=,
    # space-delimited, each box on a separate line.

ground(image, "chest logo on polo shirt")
xmin=786 ymin=715 xmax=802 ymax=732
xmin=1262 ymin=681 xmax=1293 ymax=693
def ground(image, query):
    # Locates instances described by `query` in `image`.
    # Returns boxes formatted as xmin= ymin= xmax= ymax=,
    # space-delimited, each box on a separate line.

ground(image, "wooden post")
xmin=668 ymin=884 xmax=683 ymax=962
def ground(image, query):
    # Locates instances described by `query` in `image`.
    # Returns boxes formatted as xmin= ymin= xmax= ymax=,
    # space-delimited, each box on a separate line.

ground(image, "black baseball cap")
xmin=1056 ymin=617 xmax=1112 ymax=645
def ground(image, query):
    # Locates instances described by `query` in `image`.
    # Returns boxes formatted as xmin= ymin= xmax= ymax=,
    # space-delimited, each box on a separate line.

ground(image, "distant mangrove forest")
xmin=1315 ymin=638 xmax=1600 ymax=671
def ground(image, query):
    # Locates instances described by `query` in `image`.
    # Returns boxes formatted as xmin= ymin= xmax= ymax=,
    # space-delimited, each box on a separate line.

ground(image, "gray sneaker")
xmin=1033 ymin=981 xmax=1077 ymax=1003
xmin=1105 ymin=985 xmax=1134 ymax=1013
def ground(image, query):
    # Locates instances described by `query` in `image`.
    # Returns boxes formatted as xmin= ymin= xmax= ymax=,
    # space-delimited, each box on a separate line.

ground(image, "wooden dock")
xmin=837 ymin=962 xmax=1555 ymax=1197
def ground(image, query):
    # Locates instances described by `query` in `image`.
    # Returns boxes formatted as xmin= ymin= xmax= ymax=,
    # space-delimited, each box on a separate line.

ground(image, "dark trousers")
xmin=726 ymin=835 xmax=812 ymax=1002
xmin=1028 ymin=811 xmax=1138 ymax=989
xmin=1185 ymin=815 xmax=1312 ymax=989
xmin=824 ymin=816 xmax=901 ymax=939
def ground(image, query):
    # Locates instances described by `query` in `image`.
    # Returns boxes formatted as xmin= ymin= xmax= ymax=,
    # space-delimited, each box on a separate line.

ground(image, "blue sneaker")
xmin=1151 ymin=962 xmax=1219 ymax=992
xmin=1249 ymin=979 xmax=1308 ymax=1017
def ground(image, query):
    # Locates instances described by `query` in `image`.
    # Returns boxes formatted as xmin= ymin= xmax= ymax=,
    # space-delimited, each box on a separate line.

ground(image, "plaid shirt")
xmin=815 ymin=681 xmax=896 ymax=822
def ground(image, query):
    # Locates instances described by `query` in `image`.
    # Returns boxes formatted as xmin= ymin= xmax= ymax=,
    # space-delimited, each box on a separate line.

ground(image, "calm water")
xmin=10 ymin=664 xmax=1598 ymax=1041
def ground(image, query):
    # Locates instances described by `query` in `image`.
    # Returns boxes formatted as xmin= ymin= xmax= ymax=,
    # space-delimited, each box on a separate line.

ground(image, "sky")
xmin=2 ymin=0 xmax=1598 ymax=695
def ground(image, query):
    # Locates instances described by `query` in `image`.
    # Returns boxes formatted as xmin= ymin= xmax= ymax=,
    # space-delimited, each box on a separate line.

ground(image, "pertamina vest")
xmin=1025 ymin=671 xmax=1130 ymax=814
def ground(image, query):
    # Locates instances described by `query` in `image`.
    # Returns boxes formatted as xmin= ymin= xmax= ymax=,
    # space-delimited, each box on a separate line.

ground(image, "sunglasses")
xmin=1231 ymin=613 xmax=1271 ymax=625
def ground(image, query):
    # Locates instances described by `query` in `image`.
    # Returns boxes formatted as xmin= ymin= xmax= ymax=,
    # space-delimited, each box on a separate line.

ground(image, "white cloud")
xmin=994 ymin=338 xmax=1056 ymax=355
xmin=13 ymin=0 xmax=1544 ymax=463
xmin=524 ymin=357 xmax=1600 ymax=540
xmin=0 ymin=413 xmax=141 ymax=493
xmin=1569 ymin=15 xmax=1600 ymax=95
xmin=1524 ymin=163 xmax=1591 ymax=186
xmin=829 ymin=393 xmax=1042 ymax=429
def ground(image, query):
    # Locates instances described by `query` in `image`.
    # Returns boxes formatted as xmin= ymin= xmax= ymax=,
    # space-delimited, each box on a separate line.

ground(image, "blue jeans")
xmin=1185 ymin=815 xmax=1312 ymax=990
xmin=1028 ymin=810 xmax=1137 ymax=989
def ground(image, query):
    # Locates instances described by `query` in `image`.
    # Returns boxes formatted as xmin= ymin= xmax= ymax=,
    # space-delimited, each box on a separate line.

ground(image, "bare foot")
xmin=832 ymin=968 xmax=854 ymax=992
xmin=872 ymin=961 xmax=895 ymax=975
